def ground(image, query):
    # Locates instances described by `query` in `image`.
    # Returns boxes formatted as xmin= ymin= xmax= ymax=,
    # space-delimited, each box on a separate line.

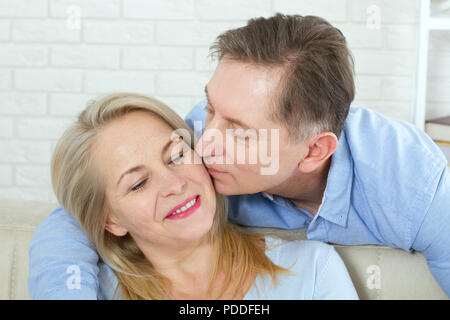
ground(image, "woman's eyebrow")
xmin=116 ymin=139 xmax=175 ymax=187
xmin=117 ymin=165 xmax=145 ymax=187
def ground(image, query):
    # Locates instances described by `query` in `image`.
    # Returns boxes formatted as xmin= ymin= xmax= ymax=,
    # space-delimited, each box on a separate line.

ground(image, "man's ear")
xmin=104 ymin=214 xmax=128 ymax=237
xmin=298 ymin=132 xmax=338 ymax=173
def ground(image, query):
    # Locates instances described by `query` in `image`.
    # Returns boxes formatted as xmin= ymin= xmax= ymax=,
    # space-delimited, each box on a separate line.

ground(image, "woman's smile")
xmin=165 ymin=194 xmax=201 ymax=220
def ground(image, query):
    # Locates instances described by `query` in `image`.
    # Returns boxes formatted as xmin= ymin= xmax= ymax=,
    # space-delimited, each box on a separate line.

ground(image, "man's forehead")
xmin=210 ymin=59 xmax=283 ymax=103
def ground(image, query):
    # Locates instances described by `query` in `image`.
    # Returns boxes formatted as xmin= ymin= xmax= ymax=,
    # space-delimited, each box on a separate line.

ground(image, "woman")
xmin=51 ymin=92 xmax=358 ymax=300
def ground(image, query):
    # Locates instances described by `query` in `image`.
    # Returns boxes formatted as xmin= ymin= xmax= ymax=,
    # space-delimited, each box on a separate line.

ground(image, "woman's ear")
xmin=104 ymin=214 xmax=128 ymax=237
xmin=298 ymin=132 xmax=338 ymax=173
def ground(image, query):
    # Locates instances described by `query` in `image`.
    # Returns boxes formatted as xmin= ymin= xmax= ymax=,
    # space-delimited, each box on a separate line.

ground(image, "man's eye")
xmin=206 ymin=105 xmax=214 ymax=115
xmin=131 ymin=180 xmax=147 ymax=192
xmin=170 ymin=150 xmax=185 ymax=165
xmin=230 ymin=126 xmax=245 ymax=136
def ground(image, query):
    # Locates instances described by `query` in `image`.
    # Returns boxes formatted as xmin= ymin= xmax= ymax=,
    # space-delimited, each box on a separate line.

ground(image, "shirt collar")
xmin=316 ymin=131 xmax=353 ymax=227
xmin=261 ymin=192 xmax=274 ymax=201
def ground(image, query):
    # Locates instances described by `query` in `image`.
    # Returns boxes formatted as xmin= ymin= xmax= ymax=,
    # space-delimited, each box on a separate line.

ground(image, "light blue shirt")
xmin=186 ymin=100 xmax=450 ymax=295
xmin=29 ymin=214 xmax=357 ymax=300
xmin=245 ymin=238 xmax=358 ymax=299
xmin=29 ymin=100 xmax=450 ymax=298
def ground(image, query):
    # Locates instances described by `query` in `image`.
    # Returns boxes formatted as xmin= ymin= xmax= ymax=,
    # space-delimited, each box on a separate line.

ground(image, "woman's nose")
xmin=159 ymin=171 xmax=187 ymax=198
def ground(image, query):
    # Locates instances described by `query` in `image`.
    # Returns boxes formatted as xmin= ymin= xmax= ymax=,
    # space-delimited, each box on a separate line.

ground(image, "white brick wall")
xmin=84 ymin=21 xmax=155 ymax=44
xmin=0 ymin=69 xmax=11 ymax=89
xmin=123 ymin=0 xmax=195 ymax=20
xmin=13 ymin=20 xmax=81 ymax=42
xmin=0 ymin=0 xmax=48 ymax=17
xmin=51 ymin=45 xmax=121 ymax=68
xmin=0 ymin=0 xmax=449 ymax=202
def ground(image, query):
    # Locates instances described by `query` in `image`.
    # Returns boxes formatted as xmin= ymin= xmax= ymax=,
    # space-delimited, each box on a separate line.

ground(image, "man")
xmin=29 ymin=14 xmax=450 ymax=298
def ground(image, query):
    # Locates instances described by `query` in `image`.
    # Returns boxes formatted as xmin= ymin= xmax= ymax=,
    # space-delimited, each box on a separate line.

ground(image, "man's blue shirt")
xmin=29 ymin=100 xmax=450 ymax=298
xmin=187 ymin=100 xmax=450 ymax=293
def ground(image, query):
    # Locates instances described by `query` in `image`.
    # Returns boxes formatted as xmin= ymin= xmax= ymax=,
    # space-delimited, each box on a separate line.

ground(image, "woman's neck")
xmin=136 ymin=234 xmax=219 ymax=298
xmin=137 ymin=234 xmax=254 ymax=299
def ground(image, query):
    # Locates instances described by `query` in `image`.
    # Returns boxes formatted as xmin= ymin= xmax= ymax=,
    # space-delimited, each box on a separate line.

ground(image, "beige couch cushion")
xmin=0 ymin=199 xmax=448 ymax=300
xmin=246 ymin=227 xmax=448 ymax=300
xmin=0 ymin=199 xmax=57 ymax=300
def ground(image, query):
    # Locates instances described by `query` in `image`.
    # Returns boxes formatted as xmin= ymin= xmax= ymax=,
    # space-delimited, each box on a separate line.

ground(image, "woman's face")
xmin=92 ymin=111 xmax=217 ymax=251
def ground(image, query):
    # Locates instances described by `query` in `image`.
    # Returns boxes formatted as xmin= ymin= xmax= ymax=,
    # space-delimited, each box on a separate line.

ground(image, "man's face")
xmin=195 ymin=58 xmax=309 ymax=196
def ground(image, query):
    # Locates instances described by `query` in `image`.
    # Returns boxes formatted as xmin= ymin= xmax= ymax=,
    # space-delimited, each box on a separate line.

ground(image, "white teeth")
xmin=171 ymin=197 xmax=197 ymax=216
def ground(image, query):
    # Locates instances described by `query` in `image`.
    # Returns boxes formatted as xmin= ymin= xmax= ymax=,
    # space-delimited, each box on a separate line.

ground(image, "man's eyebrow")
xmin=225 ymin=115 xmax=252 ymax=130
xmin=204 ymin=85 xmax=210 ymax=101
xmin=161 ymin=138 xmax=175 ymax=155
xmin=204 ymin=85 xmax=252 ymax=130
xmin=116 ymin=139 xmax=175 ymax=187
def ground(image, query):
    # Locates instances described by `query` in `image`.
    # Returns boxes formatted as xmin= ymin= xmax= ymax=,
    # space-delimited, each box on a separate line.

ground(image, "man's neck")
xmin=265 ymin=157 xmax=332 ymax=215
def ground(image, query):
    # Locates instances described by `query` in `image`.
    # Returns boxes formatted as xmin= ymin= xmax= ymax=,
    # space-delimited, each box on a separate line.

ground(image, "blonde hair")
xmin=51 ymin=92 xmax=288 ymax=299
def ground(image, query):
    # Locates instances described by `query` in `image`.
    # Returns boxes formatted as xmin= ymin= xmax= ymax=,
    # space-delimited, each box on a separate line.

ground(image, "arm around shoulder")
xmin=28 ymin=207 xmax=101 ymax=299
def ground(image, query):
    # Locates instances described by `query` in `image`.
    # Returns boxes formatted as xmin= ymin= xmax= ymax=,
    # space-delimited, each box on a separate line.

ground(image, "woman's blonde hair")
xmin=51 ymin=92 xmax=287 ymax=299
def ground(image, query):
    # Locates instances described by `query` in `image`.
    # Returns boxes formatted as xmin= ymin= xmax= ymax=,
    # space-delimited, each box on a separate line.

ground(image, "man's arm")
xmin=28 ymin=207 xmax=101 ymax=299
xmin=412 ymin=167 xmax=450 ymax=297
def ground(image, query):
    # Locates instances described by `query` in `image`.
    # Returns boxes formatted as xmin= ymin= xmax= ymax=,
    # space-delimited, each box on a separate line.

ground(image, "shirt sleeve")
xmin=184 ymin=99 xmax=207 ymax=132
xmin=411 ymin=167 xmax=450 ymax=297
xmin=28 ymin=207 xmax=101 ymax=299
xmin=313 ymin=246 xmax=359 ymax=300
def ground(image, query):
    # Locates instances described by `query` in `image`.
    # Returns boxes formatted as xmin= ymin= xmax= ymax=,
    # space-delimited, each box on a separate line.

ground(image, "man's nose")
xmin=195 ymin=122 xmax=224 ymax=160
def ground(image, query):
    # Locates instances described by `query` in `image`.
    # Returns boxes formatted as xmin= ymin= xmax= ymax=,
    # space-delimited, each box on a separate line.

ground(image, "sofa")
xmin=0 ymin=198 xmax=448 ymax=300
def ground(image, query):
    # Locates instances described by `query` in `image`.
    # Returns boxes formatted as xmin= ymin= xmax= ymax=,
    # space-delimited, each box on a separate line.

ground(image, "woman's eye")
xmin=131 ymin=179 xmax=147 ymax=192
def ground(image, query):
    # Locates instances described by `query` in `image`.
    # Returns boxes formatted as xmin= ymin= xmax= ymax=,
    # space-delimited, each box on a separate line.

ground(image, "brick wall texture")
xmin=0 ymin=0 xmax=449 ymax=201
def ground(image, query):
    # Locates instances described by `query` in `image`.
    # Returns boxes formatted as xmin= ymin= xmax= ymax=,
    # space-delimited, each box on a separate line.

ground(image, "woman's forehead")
xmin=94 ymin=112 xmax=173 ymax=163
xmin=105 ymin=111 xmax=172 ymax=141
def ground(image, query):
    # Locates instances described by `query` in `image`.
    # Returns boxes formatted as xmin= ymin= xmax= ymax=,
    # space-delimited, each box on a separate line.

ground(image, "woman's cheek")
xmin=197 ymin=163 xmax=215 ymax=187
xmin=124 ymin=198 xmax=155 ymax=227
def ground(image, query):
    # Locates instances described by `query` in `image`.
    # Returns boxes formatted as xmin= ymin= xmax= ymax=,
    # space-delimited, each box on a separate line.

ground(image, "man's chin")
xmin=212 ymin=178 xmax=263 ymax=196
xmin=211 ymin=179 xmax=234 ymax=196
xmin=211 ymin=177 xmax=245 ymax=196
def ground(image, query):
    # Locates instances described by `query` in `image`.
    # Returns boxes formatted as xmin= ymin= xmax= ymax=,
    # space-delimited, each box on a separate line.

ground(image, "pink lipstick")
xmin=165 ymin=195 xmax=201 ymax=220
